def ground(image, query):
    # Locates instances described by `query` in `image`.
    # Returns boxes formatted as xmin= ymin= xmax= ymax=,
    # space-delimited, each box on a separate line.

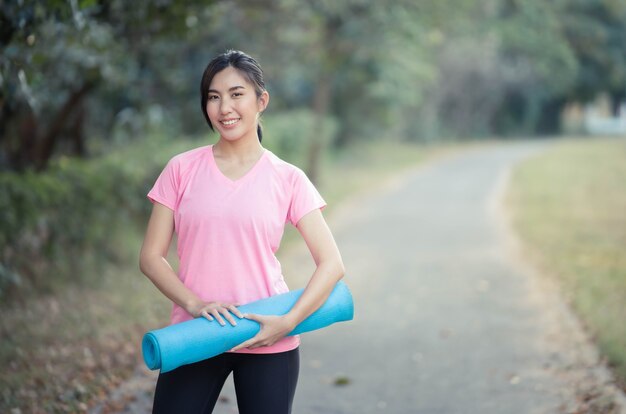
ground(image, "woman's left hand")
xmin=231 ymin=314 xmax=297 ymax=351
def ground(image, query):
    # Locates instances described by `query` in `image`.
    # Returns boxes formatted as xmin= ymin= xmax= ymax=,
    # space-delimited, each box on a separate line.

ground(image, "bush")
xmin=0 ymin=138 xmax=190 ymax=300
xmin=262 ymin=109 xmax=337 ymax=167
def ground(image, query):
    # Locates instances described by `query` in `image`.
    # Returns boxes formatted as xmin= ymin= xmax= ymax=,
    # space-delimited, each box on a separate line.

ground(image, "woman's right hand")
xmin=188 ymin=301 xmax=244 ymax=326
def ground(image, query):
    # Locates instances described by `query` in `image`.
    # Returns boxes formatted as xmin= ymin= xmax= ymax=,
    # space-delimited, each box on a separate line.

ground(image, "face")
xmin=205 ymin=66 xmax=269 ymax=143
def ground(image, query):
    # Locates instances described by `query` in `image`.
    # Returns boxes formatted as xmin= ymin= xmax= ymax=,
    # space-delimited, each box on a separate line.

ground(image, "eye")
xmin=207 ymin=94 xmax=219 ymax=101
xmin=232 ymin=92 xmax=243 ymax=98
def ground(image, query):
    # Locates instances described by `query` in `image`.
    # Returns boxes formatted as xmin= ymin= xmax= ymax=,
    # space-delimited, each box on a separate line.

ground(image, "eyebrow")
xmin=207 ymin=85 xmax=246 ymax=94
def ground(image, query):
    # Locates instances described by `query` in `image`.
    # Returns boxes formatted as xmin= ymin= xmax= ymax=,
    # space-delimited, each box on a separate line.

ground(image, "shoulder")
xmin=264 ymin=150 xmax=307 ymax=182
xmin=169 ymin=145 xmax=211 ymax=166
xmin=164 ymin=145 xmax=211 ymax=174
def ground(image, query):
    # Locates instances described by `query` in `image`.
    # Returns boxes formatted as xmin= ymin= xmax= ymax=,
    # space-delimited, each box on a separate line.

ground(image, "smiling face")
xmin=205 ymin=66 xmax=269 ymax=144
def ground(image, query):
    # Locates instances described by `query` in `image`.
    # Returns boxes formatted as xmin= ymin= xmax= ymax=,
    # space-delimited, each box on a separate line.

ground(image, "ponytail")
xmin=257 ymin=124 xmax=263 ymax=142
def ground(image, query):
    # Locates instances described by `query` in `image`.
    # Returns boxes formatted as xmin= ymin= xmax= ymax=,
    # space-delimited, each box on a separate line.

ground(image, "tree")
xmin=0 ymin=0 xmax=211 ymax=172
xmin=1 ymin=1 xmax=110 ymax=170
xmin=561 ymin=0 xmax=626 ymax=115
xmin=493 ymin=0 xmax=626 ymax=134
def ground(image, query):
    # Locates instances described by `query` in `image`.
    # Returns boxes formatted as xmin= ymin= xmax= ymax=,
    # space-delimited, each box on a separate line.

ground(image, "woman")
xmin=139 ymin=50 xmax=345 ymax=414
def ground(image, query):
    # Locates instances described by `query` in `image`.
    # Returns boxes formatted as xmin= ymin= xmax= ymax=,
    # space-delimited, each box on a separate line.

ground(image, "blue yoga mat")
xmin=142 ymin=281 xmax=354 ymax=372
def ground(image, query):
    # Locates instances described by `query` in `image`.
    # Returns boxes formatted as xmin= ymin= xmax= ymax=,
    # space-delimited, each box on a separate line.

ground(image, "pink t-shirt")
xmin=147 ymin=144 xmax=326 ymax=354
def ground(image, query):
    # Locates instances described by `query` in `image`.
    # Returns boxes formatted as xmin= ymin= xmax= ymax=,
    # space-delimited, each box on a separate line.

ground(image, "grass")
xmin=0 ymin=138 xmax=462 ymax=413
xmin=507 ymin=136 xmax=626 ymax=385
xmin=0 ymin=229 xmax=171 ymax=413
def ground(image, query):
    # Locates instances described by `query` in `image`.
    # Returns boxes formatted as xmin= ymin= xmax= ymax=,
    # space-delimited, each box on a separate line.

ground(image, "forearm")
xmin=139 ymin=253 xmax=201 ymax=314
xmin=232 ymin=258 xmax=345 ymax=351
xmin=284 ymin=259 xmax=345 ymax=328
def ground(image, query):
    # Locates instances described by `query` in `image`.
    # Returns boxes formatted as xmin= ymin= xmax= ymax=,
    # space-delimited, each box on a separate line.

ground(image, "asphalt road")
xmin=100 ymin=141 xmax=624 ymax=414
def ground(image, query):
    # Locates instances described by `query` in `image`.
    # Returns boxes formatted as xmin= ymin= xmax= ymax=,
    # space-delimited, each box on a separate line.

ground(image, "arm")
xmin=139 ymin=203 xmax=242 ymax=326
xmin=232 ymin=208 xmax=344 ymax=350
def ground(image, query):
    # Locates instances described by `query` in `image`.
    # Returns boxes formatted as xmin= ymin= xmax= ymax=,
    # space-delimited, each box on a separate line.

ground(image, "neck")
xmin=214 ymin=135 xmax=263 ymax=160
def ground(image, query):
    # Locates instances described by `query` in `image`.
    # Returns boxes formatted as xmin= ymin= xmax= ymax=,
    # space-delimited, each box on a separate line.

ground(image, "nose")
xmin=219 ymin=97 xmax=233 ymax=115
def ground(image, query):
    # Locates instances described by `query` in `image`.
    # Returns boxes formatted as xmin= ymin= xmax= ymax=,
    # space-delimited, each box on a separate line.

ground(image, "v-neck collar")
xmin=207 ymin=145 xmax=267 ymax=187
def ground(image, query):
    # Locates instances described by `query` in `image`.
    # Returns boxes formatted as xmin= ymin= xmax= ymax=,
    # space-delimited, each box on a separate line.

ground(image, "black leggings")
xmin=152 ymin=348 xmax=299 ymax=414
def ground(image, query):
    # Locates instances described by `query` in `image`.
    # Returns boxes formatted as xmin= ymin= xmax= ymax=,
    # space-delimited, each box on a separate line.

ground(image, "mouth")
xmin=220 ymin=118 xmax=240 ymax=127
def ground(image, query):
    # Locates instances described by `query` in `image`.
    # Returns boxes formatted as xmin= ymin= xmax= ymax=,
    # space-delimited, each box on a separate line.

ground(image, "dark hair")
xmin=200 ymin=50 xmax=266 ymax=142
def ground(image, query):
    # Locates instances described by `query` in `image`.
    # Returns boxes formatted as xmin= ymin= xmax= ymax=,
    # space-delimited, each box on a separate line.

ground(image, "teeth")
xmin=222 ymin=119 xmax=239 ymax=125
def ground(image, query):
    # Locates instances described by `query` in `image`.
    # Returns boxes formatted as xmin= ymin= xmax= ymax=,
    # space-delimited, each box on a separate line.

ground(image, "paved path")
xmin=99 ymin=141 xmax=625 ymax=413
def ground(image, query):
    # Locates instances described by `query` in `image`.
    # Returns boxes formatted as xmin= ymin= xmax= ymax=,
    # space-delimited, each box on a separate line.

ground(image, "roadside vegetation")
xmin=507 ymin=137 xmax=626 ymax=386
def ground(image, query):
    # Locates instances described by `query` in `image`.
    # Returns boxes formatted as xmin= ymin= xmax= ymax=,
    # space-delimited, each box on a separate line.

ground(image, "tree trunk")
xmin=69 ymin=103 xmax=87 ymax=157
xmin=34 ymin=82 xmax=94 ymax=171
xmin=535 ymin=97 xmax=565 ymax=135
xmin=610 ymin=91 xmax=625 ymax=117
xmin=305 ymin=12 xmax=341 ymax=184
xmin=18 ymin=110 xmax=38 ymax=171
xmin=307 ymin=72 xmax=331 ymax=184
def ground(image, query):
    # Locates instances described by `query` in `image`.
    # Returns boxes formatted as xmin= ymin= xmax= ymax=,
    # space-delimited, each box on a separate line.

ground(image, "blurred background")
xmin=1 ymin=0 xmax=625 ymax=412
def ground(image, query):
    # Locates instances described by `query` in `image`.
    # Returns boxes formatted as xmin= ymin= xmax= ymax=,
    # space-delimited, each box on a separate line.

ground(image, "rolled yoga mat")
xmin=142 ymin=281 xmax=354 ymax=372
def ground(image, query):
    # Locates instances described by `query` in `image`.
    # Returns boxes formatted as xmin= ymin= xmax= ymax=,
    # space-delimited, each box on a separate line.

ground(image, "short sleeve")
xmin=147 ymin=158 xmax=180 ymax=211
xmin=287 ymin=168 xmax=326 ymax=226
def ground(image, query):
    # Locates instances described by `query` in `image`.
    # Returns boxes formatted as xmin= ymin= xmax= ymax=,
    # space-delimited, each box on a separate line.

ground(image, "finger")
xmin=210 ymin=309 xmax=226 ymax=326
xmin=247 ymin=337 xmax=273 ymax=349
xmin=243 ymin=313 xmax=265 ymax=323
xmin=228 ymin=305 xmax=244 ymax=319
xmin=247 ymin=341 xmax=264 ymax=350
xmin=231 ymin=338 xmax=256 ymax=352
xmin=201 ymin=310 xmax=214 ymax=321
xmin=220 ymin=308 xmax=237 ymax=326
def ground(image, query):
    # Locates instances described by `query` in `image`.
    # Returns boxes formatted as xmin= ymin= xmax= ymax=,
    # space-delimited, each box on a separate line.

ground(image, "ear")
xmin=258 ymin=90 xmax=270 ymax=113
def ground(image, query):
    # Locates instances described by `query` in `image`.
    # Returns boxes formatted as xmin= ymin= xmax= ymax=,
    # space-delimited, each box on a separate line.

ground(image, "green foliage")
xmin=491 ymin=0 xmax=626 ymax=134
xmin=0 ymin=138 xmax=190 ymax=299
xmin=4 ymin=0 xmax=452 ymax=164
xmin=262 ymin=110 xmax=338 ymax=167
xmin=498 ymin=0 xmax=578 ymax=96
xmin=561 ymin=0 xmax=626 ymax=102
xmin=4 ymin=0 xmax=626 ymax=172
xmin=0 ymin=0 xmax=211 ymax=170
